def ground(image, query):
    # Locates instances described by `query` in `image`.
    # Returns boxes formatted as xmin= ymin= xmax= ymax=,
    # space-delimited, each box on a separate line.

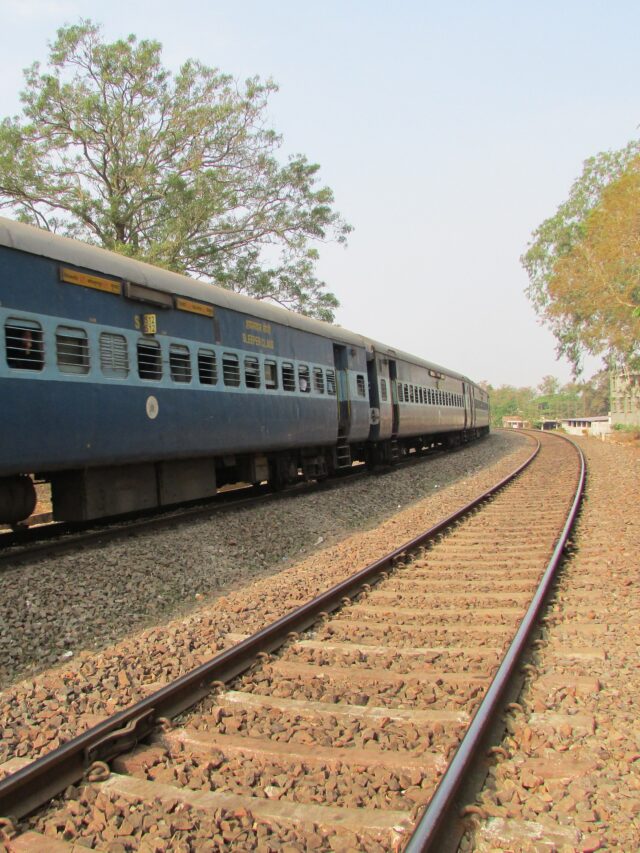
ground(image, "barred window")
xmin=313 ymin=367 xmax=325 ymax=394
xmin=409 ymin=385 xmax=415 ymax=403
xmin=5 ymin=319 xmax=44 ymax=371
xmin=326 ymin=369 xmax=336 ymax=395
xmin=380 ymin=378 xmax=388 ymax=402
xmin=245 ymin=356 xmax=261 ymax=389
xmin=100 ymin=333 xmax=128 ymax=378
xmin=282 ymin=362 xmax=296 ymax=392
xmin=169 ymin=344 xmax=191 ymax=383
xmin=198 ymin=349 xmax=217 ymax=385
xmin=222 ymin=353 xmax=241 ymax=387
xmin=298 ymin=364 xmax=310 ymax=393
xmin=356 ymin=375 xmax=366 ymax=398
xmin=264 ymin=359 xmax=278 ymax=389
xmin=56 ymin=326 xmax=90 ymax=374
xmin=137 ymin=339 xmax=162 ymax=380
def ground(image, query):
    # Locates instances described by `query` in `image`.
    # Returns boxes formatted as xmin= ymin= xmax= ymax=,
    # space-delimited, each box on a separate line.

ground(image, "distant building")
xmin=610 ymin=372 xmax=640 ymax=427
xmin=539 ymin=419 xmax=560 ymax=431
xmin=502 ymin=415 xmax=530 ymax=429
xmin=561 ymin=416 xmax=611 ymax=437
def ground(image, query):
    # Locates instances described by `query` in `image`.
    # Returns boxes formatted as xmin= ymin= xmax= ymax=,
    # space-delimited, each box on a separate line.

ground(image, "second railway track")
xmin=0 ymin=430 xmax=584 ymax=852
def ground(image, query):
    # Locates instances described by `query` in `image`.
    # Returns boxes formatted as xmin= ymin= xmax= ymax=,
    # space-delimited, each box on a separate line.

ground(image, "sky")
xmin=0 ymin=0 xmax=637 ymax=387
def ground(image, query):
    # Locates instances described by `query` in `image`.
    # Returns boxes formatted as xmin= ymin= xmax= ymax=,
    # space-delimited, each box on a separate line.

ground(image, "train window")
xmin=282 ymin=362 xmax=296 ymax=392
xmin=245 ymin=356 xmax=261 ymax=389
xmin=409 ymin=385 xmax=414 ymax=403
xmin=356 ymin=375 xmax=366 ymax=397
xmin=380 ymin=378 xmax=388 ymax=402
xmin=298 ymin=364 xmax=311 ymax=393
xmin=198 ymin=349 xmax=217 ymax=385
xmin=100 ymin=333 xmax=129 ymax=378
xmin=5 ymin=319 xmax=44 ymax=371
xmin=264 ymin=360 xmax=278 ymax=389
xmin=169 ymin=344 xmax=192 ymax=383
xmin=313 ymin=367 xmax=325 ymax=394
xmin=326 ymin=369 xmax=336 ymax=395
xmin=56 ymin=326 xmax=90 ymax=375
xmin=137 ymin=340 xmax=162 ymax=380
xmin=222 ymin=353 xmax=241 ymax=387
xmin=419 ymin=388 xmax=424 ymax=404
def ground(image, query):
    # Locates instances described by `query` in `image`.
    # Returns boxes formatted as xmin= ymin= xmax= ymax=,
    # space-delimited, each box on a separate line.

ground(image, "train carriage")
xmin=0 ymin=217 xmax=488 ymax=524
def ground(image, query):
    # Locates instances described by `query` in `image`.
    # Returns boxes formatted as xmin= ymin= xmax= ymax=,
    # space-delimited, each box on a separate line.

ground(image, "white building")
xmin=561 ymin=416 xmax=611 ymax=437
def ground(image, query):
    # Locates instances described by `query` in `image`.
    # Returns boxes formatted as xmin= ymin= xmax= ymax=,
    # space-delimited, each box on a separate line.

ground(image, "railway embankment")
xmin=462 ymin=436 xmax=640 ymax=851
xmin=0 ymin=431 xmax=528 ymax=761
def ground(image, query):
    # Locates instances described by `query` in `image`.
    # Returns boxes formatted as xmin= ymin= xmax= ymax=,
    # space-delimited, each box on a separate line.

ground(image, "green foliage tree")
xmin=486 ymin=371 xmax=609 ymax=428
xmin=522 ymin=140 xmax=640 ymax=371
xmin=0 ymin=21 xmax=350 ymax=320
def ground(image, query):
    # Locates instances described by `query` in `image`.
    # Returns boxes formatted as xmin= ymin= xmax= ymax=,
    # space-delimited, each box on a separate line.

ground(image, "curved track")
xmin=0 ymin=431 xmax=584 ymax=851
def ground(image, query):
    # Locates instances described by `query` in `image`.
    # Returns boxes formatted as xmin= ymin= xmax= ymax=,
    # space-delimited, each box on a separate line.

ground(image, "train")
xmin=0 ymin=217 xmax=489 ymax=524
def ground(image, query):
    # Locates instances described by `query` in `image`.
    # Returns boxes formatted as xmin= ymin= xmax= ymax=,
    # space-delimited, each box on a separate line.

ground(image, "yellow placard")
xmin=175 ymin=297 xmax=214 ymax=317
xmin=60 ymin=267 xmax=122 ymax=295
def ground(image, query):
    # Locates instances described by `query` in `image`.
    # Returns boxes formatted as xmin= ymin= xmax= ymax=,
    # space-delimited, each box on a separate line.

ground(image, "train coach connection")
xmin=0 ymin=217 xmax=489 ymax=524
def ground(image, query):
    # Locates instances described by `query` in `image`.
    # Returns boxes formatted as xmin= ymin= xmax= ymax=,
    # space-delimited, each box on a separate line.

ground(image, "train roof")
xmin=0 ymin=216 xmax=480 ymax=387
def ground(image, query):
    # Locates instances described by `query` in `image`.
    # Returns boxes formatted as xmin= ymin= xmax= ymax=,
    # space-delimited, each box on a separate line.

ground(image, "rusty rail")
xmin=0 ymin=436 xmax=539 ymax=822
xmin=404 ymin=432 xmax=586 ymax=852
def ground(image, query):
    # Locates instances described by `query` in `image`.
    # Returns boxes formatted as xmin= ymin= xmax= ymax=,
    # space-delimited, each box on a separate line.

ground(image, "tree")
xmin=0 ymin=21 xmax=350 ymax=320
xmin=546 ymin=157 xmax=640 ymax=369
xmin=522 ymin=141 xmax=640 ymax=371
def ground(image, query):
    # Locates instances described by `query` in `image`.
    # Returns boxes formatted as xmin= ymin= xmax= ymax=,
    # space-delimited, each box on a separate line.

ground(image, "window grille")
xmin=298 ymin=364 xmax=311 ymax=393
xmin=100 ymin=333 xmax=129 ymax=378
xmin=137 ymin=340 xmax=162 ymax=380
xmin=282 ymin=362 xmax=296 ymax=392
xmin=5 ymin=319 xmax=44 ymax=371
xmin=198 ymin=349 xmax=217 ymax=384
xmin=56 ymin=326 xmax=90 ymax=374
xmin=169 ymin=344 xmax=191 ymax=383
xmin=264 ymin=360 xmax=278 ymax=389
xmin=222 ymin=353 xmax=241 ymax=387
xmin=380 ymin=378 xmax=388 ymax=402
xmin=313 ymin=367 xmax=325 ymax=394
xmin=245 ymin=356 xmax=261 ymax=389
xmin=356 ymin=375 xmax=366 ymax=398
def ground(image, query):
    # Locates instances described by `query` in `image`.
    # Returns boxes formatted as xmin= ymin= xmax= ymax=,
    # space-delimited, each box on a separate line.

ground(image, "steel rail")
xmin=403 ymin=432 xmax=586 ymax=852
xmin=0 ymin=435 xmax=538 ymax=822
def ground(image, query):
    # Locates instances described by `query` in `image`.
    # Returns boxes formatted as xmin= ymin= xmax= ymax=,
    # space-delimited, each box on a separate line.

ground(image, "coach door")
xmin=333 ymin=344 xmax=351 ymax=437
xmin=462 ymin=382 xmax=468 ymax=429
xmin=389 ymin=359 xmax=399 ymax=435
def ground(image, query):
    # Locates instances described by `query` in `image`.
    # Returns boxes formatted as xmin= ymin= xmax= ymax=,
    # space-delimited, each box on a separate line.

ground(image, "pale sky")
xmin=0 ymin=0 xmax=637 ymax=387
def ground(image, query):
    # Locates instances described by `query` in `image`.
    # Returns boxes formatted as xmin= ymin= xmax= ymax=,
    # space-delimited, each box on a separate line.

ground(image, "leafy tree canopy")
xmin=484 ymin=370 xmax=609 ymax=427
xmin=0 ymin=21 xmax=350 ymax=320
xmin=522 ymin=141 xmax=640 ymax=372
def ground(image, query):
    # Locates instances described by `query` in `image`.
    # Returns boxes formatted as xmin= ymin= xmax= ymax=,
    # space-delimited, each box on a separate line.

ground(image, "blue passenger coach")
xmin=0 ymin=218 xmax=488 ymax=523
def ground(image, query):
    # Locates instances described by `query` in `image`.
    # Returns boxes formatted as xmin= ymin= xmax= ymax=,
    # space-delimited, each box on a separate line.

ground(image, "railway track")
xmin=0 ymin=431 xmax=584 ymax=851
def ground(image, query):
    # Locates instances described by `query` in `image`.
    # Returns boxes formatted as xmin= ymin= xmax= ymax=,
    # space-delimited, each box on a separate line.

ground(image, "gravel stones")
xmin=461 ymin=437 xmax=640 ymax=851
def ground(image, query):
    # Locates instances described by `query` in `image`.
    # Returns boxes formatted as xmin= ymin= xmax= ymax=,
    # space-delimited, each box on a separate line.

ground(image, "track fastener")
xmin=85 ymin=761 xmax=110 ymax=783
xmin=0 ymin=816 xmax=17 ymax=840
xmin=459 ymin=804 xmax=488 ymax=819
